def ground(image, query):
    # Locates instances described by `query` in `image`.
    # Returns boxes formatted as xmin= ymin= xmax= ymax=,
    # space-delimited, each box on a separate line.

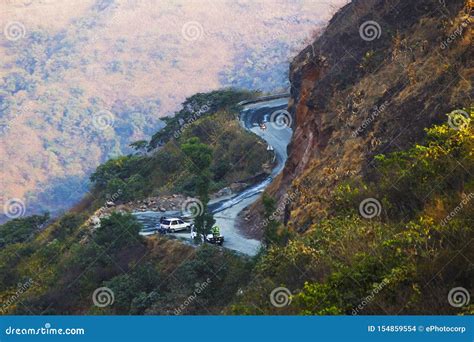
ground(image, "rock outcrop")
xmin=280 ymin=0 xmax=472 ymax=230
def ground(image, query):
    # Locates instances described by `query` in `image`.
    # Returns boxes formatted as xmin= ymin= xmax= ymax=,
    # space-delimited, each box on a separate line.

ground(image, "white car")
xmin=160 ymin=218 xmax=191 ymax=233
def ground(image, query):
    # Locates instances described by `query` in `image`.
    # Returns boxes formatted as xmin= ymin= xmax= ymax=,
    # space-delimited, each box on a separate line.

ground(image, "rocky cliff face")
xmin=281 ymin=0 xmax=472 ymax=230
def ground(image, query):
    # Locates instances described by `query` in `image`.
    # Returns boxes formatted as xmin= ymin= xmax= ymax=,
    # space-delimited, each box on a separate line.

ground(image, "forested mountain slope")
xmin=232 ymin=0 xmax=473 ymax=315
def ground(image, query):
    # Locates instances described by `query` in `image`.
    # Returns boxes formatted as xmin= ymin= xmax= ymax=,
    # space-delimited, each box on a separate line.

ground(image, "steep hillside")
xmin=230 ymin=0 xmax=473 ymax=315
xmin=0 ymin=89 xmax=270 ymax=315
xmin=281 ymin=0 xmax=472 ymax=225
xmin=0 ymin=0 xmax=472 ymax=317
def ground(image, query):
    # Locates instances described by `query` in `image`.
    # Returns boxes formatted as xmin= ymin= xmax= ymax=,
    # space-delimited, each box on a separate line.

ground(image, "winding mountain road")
xmin=209 ymin=97 xmax=291 ymax=255
xmin=134 ymin=97 xmax=292 ymax=256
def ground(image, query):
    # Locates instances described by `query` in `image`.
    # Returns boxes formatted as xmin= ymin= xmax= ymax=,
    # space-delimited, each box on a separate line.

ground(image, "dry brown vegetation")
xmin=0 ymin=0 xmax=347 ymax=218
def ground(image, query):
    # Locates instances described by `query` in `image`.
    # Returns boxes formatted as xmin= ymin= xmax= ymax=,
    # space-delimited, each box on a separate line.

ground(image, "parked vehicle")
xmin=160 ymin=217 xmax=192 ymax=233
xmin=204 ymin=233 xmax=224 ymax=245
xmin=190 ymin=225 xmax=224 ymax=245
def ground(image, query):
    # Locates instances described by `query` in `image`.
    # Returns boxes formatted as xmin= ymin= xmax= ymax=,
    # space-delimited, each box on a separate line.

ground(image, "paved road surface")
xmin=134 ymin=97 xmax=292 ymax=256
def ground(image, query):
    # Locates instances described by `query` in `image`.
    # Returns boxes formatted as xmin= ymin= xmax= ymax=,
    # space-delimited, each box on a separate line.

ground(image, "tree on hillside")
xmin=262 ymin=194 xmax=289 ymax=247
xmin=93 ymin=212 xmax=143 ymax=251
xmin=181 ymin=137 xmax=215 ymax=242
xmin=129 ymin=140 xmax=148 ymax=155
xmin=0 ymin=213 xmax=50 ymax=248
xmin=262 ymin=194 xmax=279 ymax=246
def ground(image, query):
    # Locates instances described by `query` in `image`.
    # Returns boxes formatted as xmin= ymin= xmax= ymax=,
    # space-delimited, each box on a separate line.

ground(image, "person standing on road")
xmin=211 ymin=225 xmax=220 ymax=237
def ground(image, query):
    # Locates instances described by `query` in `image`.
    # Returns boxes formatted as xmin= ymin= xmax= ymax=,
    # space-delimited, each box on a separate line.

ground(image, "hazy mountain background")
xmin=0 ymin=0 xmax=347 ymax=220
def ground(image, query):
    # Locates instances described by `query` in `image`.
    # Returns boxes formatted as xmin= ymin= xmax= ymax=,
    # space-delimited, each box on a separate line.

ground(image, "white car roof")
xmin=163 ymin=217 xmax=182 ymax=221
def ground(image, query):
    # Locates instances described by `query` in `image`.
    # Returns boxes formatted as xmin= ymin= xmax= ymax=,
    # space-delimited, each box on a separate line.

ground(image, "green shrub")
xmin=232 ymin=110 xmax=473 ymax=315
xmin=0 ymin=213 xmax=49 ymax=247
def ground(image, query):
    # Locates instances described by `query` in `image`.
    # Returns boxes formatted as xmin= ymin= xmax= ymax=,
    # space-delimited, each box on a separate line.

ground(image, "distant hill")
xmin=0 ymin=0 xmax=346 ymax=220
